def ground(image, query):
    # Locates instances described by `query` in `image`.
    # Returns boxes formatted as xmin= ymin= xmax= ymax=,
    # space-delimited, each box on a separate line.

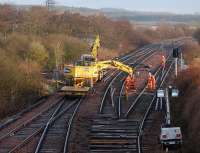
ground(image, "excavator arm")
xmin=96 ymin=60 xmax=134 ymax=76
xmin=91 ymin=35 xmax=100 ymax=61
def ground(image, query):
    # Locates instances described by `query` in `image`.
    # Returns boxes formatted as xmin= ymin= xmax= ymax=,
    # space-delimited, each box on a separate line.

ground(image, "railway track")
xmin=0 ymin=97 xmax=65 ymax=153
xmin=0 ymin=44 xmax=158 ymax=153
xmin=66 ymin=44 xmax=164 ymax=153
xmin=0 ymin=97 xmax=47 ymax=131
xmin=34 ymin=98 xmax=82 ymax=153
xmin=89 ymin=67 xmax=163 ymax=153
xmin=140 ymin=60 xmax=182 ymax=153
xmin=0 ymin=95 xmax=62 ymax=138
xmin=0 ymin=41 xmax=184 ymax=153
xmin=99 ymin=45 xmax=160 ymax=115
xmin=0 ymin=96 xmax=83 ymax=153
xmin=88 ymin=44 xmax=164 ymax=153
xmin=126 ymin=47 xmax=176 ymax=153
xmin=137 ymin=43 xmax=185 ymax=153
xmin=125 ymin=46 xmax=173 ymax=119
xmin=101 ymin=45 xmax=159 ymax=83
xmin=88 ymin=42 xmax=182 ymax=153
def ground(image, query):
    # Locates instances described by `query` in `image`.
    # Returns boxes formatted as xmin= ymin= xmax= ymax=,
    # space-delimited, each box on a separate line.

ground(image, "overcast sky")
xmin=1 ymin=0 xmax=200 ymax=14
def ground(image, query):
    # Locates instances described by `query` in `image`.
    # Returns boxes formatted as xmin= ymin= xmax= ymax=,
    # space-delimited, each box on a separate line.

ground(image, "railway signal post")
xmin=158 ymin=86 xmax=182 ymax=151
xmin=161 ymin=55 xmax=166 ymax=80
xmin=173 ymin=48 xmax=179 ymax=77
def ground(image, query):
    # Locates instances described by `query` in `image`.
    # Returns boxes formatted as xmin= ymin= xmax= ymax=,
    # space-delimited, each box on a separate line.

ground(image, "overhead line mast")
xmin=46 ymin=0 xmax=56 ymax=11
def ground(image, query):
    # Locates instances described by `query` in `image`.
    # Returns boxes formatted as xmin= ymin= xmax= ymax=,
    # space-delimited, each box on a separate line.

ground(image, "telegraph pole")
xmin=46 ymin=0 xmax=56 ymax=11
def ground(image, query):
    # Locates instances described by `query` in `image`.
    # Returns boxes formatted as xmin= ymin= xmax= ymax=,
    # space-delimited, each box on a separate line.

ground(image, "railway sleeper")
xmin=89 ymin=140 xmax=136 ymax=144
xmin=90 ymin=148 xmax=137 ymax=153
xmin=92 ymin=119 xmax=139 ymax=124
xmin=94 ymin=114 xmax=119 ymax=119
xmin=89 ymin=133 xmax=137 ymax=137
xmin=90 ymin=129 xmax=137 ymax=133
xmin=90 ymin=144 xmax=137 ymax=149
xmin=89 ymin=135 xmax=137 ymax=139
xmin=91 ymin=122 xmax=138 ymax=126
xmin=91 ymin=126 xmax=138 ymax=130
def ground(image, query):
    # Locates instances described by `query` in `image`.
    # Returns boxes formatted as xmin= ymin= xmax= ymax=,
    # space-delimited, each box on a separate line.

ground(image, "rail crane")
xmin=61 ymin=35 xmax=136 ymax=96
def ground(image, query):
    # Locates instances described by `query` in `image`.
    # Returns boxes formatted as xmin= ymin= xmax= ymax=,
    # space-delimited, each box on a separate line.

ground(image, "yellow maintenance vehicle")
xmin=61 ymin=35 xmax=135 ymax=96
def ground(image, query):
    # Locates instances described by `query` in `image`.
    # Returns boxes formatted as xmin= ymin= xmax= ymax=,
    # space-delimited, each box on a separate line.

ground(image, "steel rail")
xmin=101 ymin=46 xmax=149 ymax=82
xmin=10 ymin=98 xmax=81 ymax=153
xmin=136 ymin=41 xmax=184 ymax=152
xmin=118 ymin=51 xmax=158 ymax=118
xmin=34 ymin=98 xmax=81 ymax=153
xmin=137 ymin=61 xmax=174 ymax=153
xmin=0 ymin=96 xmax=47 ymax=131
xmin=0 ymin=97 xmax=65 ymax=142
xmin=102 ymin=46 xmax=156 ymax=83
xmin=125 ymin=51 xmax=172 ymax=118
xmin=63 ymin=98 xmax=83 ymax=153
xmin=99 ymin=47 xmax=155 ymax=113
xmin=124 ymin=65 xmax=162 ymax=118
xmin=8 ymin=98 xmax=66 ymax=153
xmin=34 ymin=99 xmax=66 ymax=153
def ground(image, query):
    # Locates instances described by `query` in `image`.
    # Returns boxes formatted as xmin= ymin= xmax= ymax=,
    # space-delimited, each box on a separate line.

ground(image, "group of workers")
xmin=124 ymin=55 xmax=166 ymax=96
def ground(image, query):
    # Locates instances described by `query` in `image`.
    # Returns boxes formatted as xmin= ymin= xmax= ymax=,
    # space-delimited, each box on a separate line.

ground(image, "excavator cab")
xmin=81 ymin=54 xmax=95 ymax=62
xmin=78 ymin=54 xmax=96 ymax=66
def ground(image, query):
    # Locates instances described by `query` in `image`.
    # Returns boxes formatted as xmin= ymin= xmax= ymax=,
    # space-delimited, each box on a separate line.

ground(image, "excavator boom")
xmin=91 ymin=35 xmax=100 ymax=61
xmin=96 ymin=60 xmax=134 ymax=75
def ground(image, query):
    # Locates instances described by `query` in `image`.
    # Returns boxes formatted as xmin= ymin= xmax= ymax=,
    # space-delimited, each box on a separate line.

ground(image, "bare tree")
xmin=194 ymin=28 xmax=200 ymax=44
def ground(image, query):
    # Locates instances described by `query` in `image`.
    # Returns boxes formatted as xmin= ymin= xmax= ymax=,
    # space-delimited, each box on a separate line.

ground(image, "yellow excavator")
xmin=61 ymin=35 xmax=135 ymax=96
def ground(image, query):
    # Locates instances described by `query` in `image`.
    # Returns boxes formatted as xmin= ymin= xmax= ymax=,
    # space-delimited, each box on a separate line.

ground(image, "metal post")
xmin=165 ymin=88 xmax=171 ymax=125
xmin=180 ymin=52 xmax=183 ymax=71
xmin=175 ymin=58 xmax=178 ymax=77
xmin=161 ymin=66 xmax=165 ymax=81
xmin=160 ymin=97 xmax=163 ymax=111
xmin=155 ymin=98 xmax=159 ymax=111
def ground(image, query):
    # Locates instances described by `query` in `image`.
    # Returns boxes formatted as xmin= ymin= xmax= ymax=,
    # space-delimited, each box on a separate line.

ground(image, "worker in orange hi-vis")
xmin=129 ymin=75 xmax=135 ymax=90
xmin=161 ymin=55 xmax=166 ymax=67
xmin=151 ymin=74 xmax=156 ymax=90
xmin=147 ymin=73 xmax=153 ymax=91
xmin=125 ymin=75 xmax=135 ymax=100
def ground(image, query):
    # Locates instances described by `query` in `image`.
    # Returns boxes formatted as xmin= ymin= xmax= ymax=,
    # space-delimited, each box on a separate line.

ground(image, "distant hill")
xmin=99 ymin=8 xmax=200 ymax=25
xmin=11 ymin=4 xmax=200 ymax=25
